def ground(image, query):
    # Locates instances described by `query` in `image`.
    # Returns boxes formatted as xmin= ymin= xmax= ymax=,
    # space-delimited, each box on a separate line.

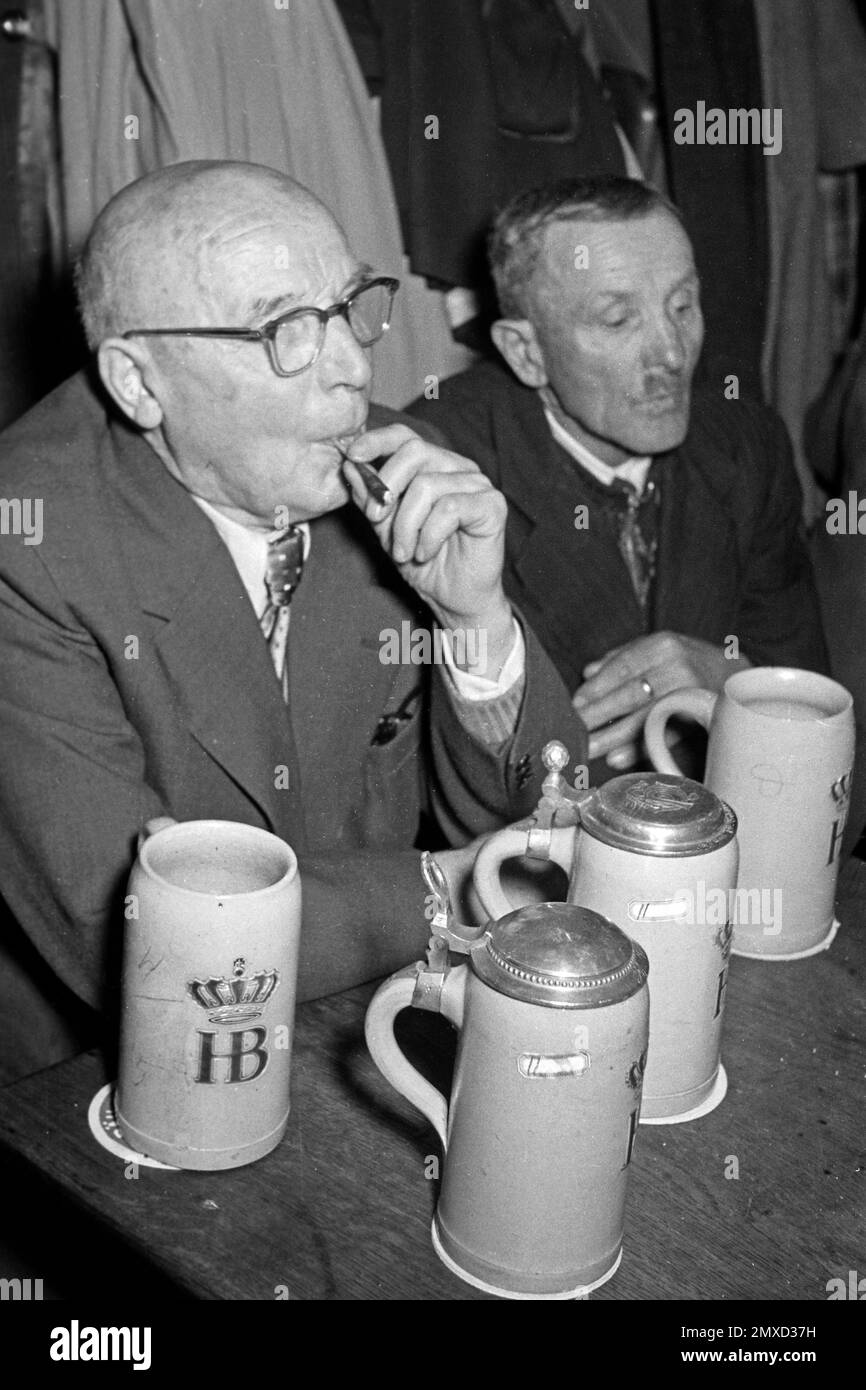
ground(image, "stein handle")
xmin=365 ymin=963 xmax=467 ymax=1151
xmin=472 ymin=824 xmax=576 ymax=920
xmin=644 ymin=688 xmax=718 ymax=774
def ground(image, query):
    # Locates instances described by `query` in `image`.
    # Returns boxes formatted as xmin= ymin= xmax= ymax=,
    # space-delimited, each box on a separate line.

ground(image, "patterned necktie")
xmin=607 ymin=474 xmax=660 ymax=621
xmin=260 ymin=526 xmax=305 ymax=699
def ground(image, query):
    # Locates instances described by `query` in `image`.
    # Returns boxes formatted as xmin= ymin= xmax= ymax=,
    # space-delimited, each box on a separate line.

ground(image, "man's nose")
xmin=644 ymin=311 xmax=688 ymax=373
xmin=319 ymin=314 xmax=373 ymax=390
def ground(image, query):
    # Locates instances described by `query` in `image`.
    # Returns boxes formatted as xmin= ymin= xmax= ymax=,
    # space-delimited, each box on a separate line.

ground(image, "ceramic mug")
xmin=116 ymin=819 xmax=301 ymax=1168
xmin=365 ymin=902 xmax=650 ymax=1298
xmin=644 ymin=667 xmax=855 ymax=958
xmin=473 ymin=772 xmax=738 ymax=1120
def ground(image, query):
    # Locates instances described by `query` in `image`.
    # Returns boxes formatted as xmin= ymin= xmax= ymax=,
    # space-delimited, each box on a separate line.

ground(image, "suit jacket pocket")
xmin=361 ymin=713 xmax=423 ymax=849
xmin=360 ymin=667 xmax=424 ymax=848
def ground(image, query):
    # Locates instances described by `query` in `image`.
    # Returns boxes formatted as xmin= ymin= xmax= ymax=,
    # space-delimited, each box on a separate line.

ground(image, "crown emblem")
xmin=188 ymin=957 xmax=280 ymax=1024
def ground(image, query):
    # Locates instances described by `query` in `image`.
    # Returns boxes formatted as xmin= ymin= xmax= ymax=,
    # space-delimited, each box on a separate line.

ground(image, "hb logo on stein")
xmin=188 ymin=957 xmax=280 ymax=1084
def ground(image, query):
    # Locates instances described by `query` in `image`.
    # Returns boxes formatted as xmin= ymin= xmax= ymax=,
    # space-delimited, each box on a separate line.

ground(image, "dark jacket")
xmin=0 ymin=370 xmax=586 ymax=1078
xmin=410 ymin=359 xmax=830 ymax=698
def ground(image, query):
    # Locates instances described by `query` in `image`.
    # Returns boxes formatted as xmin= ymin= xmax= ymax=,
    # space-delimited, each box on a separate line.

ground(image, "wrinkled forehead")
xmin=195 ymin=197 xmax=355 ymax=316
xmin=532 ymin=210 xmax=696 ymax=309
xmin=127 ymin=181 xmax=354 ymax=323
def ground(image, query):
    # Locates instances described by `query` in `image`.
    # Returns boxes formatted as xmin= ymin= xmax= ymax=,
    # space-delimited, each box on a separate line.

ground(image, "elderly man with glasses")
xmin=0 ymin=160 xmax=584 ymax=1080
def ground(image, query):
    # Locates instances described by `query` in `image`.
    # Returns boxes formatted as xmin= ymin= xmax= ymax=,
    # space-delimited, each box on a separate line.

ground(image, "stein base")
xmin=431 ymin=1221 xmax=621 ymax=1299
xmin=731 ymin=917 xmax=839 ymax=962
xmin=115 ymin=1093 xmax=290 ymax=1170
xmin=640 ymin=1063 xmax=728 ymax=1126
xmin=88 ymin=1084 xmax=180 ymax=1170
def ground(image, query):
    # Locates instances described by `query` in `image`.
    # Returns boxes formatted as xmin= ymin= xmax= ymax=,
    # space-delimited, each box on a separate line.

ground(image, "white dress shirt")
xmin=191 ymin=495 xmax=525 ymax=702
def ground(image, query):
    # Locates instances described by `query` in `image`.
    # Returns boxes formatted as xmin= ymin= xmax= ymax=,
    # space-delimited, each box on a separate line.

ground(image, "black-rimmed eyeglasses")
xmin=121 ymin=276 xmax=399 ymax=377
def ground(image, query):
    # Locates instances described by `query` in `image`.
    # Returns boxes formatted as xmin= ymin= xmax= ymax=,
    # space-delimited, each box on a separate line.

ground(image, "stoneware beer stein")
xmin=473 ymin=744 xmax=738 ymax=1122
xmin=644 ymin=667 xmax=855 ymax=959
xmin=365 ymin=857 xmax=649 ymax=1299
xmin=116 ymin=819 xmax=301 ymax=1170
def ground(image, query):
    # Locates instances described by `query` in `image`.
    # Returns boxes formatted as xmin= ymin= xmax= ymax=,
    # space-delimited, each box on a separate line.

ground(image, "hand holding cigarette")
xmin=340 ymin=424 xmax=514 ymax=665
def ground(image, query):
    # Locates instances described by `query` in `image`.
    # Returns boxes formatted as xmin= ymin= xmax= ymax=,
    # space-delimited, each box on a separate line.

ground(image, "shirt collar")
xmin=191 ymin=495 xmax=310 ymax=618
xmin=542 ymin=405 xmax=652 ymax=496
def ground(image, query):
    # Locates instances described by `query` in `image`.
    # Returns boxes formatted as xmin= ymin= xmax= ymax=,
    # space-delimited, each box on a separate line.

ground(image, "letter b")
xmin=196 ymin=1027 xmax=269 ymax=1083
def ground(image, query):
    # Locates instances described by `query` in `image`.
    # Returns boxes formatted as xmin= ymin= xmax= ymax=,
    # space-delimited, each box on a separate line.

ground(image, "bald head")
xmin=75 ymin=160 xmax=340 ymax=349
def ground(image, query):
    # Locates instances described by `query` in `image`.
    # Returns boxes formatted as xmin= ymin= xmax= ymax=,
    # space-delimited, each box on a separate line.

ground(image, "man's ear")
xmin=96 ymin=339 xmax=164 ymax=430
xmin=490 ymin=318 xmax=548 ymax=390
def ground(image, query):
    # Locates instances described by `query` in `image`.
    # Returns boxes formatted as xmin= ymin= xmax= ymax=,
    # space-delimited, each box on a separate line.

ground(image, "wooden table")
xmin=1 ymin=861 xmax=865 ymax=1302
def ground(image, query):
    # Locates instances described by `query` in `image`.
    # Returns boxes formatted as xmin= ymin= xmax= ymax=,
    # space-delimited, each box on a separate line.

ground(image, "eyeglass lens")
xmin=273 ymin=282 xmax=393 ymax=373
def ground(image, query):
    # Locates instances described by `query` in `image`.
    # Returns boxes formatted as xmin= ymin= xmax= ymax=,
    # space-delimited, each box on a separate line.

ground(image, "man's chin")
xmin=622 ymin=408 xmax=691 ymax=458
xmin=277 ymin=468 xmax=350 ymax=524
xmin=309 ymin=476 xmax=351 ymax=520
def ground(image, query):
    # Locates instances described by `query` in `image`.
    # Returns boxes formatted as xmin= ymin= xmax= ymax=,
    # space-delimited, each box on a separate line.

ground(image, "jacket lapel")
xmin=286 ymin=506 xmax=426 ymax=838
xmin=653 ymin=440 xmax=739 ymax=638
xmin=107 ymin=418 xmax=307 ymax=846
xmin=492 ymin=397 xmax=644 ymax=685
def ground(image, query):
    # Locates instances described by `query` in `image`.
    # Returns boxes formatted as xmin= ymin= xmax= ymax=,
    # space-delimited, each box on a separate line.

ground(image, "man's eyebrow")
xmin=344 ymin=262 xmax=376 ymax=291
xmin=246 ymin=264 xmax=377 ymax=323
xmin=589 ymin=269 xmax=701 ymax=308
xmin=248 ymin=290 xmax=300 ymax=322
xmin=588 ymin=289 xmax=636 ymax=310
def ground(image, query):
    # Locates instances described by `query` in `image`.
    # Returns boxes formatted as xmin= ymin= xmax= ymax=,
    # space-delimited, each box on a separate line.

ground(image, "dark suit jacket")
xmin=0 ymin=370 xmax=587 ymax=1080
xmin=410 ymin=359 xmax=829 ymax=709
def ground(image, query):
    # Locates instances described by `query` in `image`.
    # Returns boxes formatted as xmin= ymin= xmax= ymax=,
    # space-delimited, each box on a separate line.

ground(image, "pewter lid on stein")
xmin=470 ymin=902 xmax=649 ymax=1009
xmin=579 ymin=773 xmax=737 ymax=858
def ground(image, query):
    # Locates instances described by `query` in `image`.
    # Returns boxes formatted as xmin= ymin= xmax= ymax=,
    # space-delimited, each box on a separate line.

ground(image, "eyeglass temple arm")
xmin=121 ymin=279 xmax=399 ymax=341
xmin=121 ymin=328 xmax=266 ymax=341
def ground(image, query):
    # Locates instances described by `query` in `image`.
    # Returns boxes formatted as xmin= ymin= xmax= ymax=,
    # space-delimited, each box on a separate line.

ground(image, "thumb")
xmin=137 ymin=816 xmax=177 ymax=852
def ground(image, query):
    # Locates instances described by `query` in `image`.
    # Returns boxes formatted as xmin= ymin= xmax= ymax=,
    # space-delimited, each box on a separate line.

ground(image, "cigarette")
xmin=338 ymin=446 xmax=393 ymax=507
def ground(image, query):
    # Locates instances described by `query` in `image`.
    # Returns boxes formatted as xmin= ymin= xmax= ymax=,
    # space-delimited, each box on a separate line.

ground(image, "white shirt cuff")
xmin=440 ymin=618 xmax=525 ymax=701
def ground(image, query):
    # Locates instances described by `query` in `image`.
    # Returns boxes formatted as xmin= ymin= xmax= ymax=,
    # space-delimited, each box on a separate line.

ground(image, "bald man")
xmin=0 ymin=160 xmax=585 ymax=1080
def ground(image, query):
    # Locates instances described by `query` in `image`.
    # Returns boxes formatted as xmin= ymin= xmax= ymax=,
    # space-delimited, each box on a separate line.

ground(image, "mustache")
xmin=638 ymin=377 xmax=689 ymax=401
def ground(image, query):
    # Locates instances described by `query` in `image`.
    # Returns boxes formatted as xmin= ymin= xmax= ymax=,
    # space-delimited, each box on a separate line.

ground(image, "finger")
xmin=144 ymin=816 xmax=177 ymax=837
xmin=576 ymin=651 xmax=652 ymax=706
xmin=342 ymin=431 xmax=426 ymax=535
xmin=577 ymin=634 xmax=680 ymax=704
xmin=581 ymin=643 xmax=626 ymax=681
xmin=346 ymin=426 xmax=473 ymax=487
xmin=342 ymin=423 xmax=421 ymax=464
xmin=588 ymin=708 xmax=649 ymax=759
xmin=341 ymin=431 xmax=423 ymax=529
xmin=575 ymin=673 xmax=658 ymax=731
xmin=341 ymin=457 xmax=394 ymax=522
xmin=138 ymin=815 xmax=177 ymax=852
xmin=607 ymin=742 xmax=640 ymax=770
xmin=389 ymin=473 xmax=502 ymax=565
xmin=413 ymin=488 xmax=506 ymax=565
